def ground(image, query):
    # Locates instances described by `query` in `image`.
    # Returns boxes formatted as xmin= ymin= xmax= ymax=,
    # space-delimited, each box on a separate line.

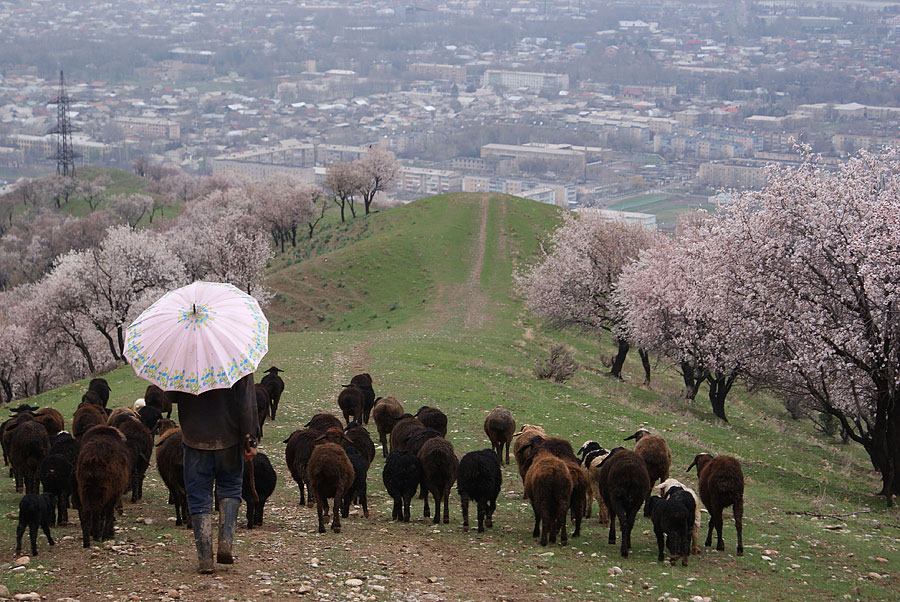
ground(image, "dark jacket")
xmin=169 ymin=374 xmax=260 ymax=451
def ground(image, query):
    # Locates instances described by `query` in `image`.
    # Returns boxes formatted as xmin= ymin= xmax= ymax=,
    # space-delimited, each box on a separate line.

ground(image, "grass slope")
xmin=0 ymin=193 xmax=897 ymax=601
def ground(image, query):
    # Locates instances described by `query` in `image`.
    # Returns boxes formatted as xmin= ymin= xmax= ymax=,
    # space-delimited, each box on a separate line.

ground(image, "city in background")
xmin=2 ymin=0 xmax=900 ymax=230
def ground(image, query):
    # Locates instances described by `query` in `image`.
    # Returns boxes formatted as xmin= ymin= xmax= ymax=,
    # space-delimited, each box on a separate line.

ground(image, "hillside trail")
xmin=418 ymin=195 xmax=499 ymax=334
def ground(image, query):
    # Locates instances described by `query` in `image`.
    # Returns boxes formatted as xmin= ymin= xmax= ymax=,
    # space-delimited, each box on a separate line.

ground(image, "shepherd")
xmin=125 ymin=281 xmax=267 ymax=574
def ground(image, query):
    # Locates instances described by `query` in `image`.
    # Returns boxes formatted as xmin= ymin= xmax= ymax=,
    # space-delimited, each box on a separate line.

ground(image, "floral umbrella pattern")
xmin=124 ymin=281 xmax=268 ymax=395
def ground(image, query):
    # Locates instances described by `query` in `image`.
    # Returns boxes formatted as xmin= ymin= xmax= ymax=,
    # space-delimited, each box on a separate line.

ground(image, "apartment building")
xmin=409 ymin=63 xmax=467 ymax=84
xmin=481 ymin=70 xmax=569 ymax=92
xmin=114 ymin=117 xmax=181 ymax=139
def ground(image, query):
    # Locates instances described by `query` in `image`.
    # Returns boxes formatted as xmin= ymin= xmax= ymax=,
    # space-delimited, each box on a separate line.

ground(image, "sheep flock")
xmin=2 ymin=369 xmax=746 ymax=573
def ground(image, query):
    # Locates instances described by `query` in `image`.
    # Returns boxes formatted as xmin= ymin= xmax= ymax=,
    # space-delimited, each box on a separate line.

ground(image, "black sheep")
xmin=8 ymin=415 xmax=50 ymax=494
xmin=260 ymin=367 xmax=285 ymax=420
xmin=49 ymin=432 xmax=80 ymax=467
xmin=457 ymin=449 xmax=502 ymax=533
xmin=645 ymin=487 xmax=696 ymax=566
xmin=137 ymin=405 xmax=163 ymax=435
xmin=341 ymin=446 xmax=369 ymax=519
xmin=349 ymin=373 xmax=376 ymax=424
xmin=39 ymin=454 xmax=74 ymax=525
xmin=342 ymin=421 xmax=377 ymax=468
xmin=88 ymin=378 xmax=111 ymax=407
xmin=415 ymin=406 xmax=448 ymax=438
xmin=338 ymin=385 xmax=365 ymax=426
xmin=242 ymin=452 xmax=277 ymax=529
xmin=144 ymin=385 xmax=172 ymax=418
xmin=16 ymin=493 xmax=55 ymax=556
xmin=254 ymin=384 xmax=270 ymax=439
xmin=418 ymin=437 xmax=459 ymax=524
xmin=155 ymin=427 xmax=191 ymax=528
xmin=382 ymin=450 xmax=422 ymax=522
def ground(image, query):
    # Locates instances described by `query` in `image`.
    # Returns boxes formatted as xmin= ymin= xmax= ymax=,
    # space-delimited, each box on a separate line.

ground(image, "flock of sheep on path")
xmin=1 ymin=370 xmax=745 ymax=570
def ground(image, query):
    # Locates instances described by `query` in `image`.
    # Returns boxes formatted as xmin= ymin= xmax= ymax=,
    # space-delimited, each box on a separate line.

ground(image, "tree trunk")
xmin=117 ymin=324 xmax=127 ymax=363
xmin=76 ymin=340 xmax=97 ymax=375
xmin=98 ymin=327 xmax=122 ymax=362
xmin=638 ymin=348 xmax=651 ymax=385
xmin=610 ymin=338 xmax=629 ymax=380
xmin=0 ymin=378 xmax=12 ymax=404
xmin=680 ymin=360 xmax=707 ymax=401
xmin=706 ymin=370 xmax=736 ymax=422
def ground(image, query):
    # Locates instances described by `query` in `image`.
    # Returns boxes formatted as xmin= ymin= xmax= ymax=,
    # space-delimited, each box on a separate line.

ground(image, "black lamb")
xmin=645 ymin=486 xmax=696 ymax=566
xmin=16 ymin=493 xmax=56 ymax=556
xmin=341 ymin=446 xmax=369 ymax=519
xmin=457 ymin=449 xmax=502 ymax=533
xmin=39 ymin=454 xmax=74 ymax=525
xmin=242 ymin=452 xmax=277 ymax=529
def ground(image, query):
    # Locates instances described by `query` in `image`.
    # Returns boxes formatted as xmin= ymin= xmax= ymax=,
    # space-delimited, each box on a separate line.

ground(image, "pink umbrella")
xmin=124 ymin=281 xmax=269 ymax=395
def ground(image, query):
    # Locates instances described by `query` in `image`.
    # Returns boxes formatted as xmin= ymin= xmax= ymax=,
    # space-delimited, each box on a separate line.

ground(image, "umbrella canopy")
xmin=124 ymin=281 xmax=268 ymax=395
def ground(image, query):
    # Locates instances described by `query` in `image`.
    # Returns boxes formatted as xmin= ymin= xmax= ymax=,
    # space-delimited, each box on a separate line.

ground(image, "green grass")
xmin=1 ymin=193 xmax=897 ymax=601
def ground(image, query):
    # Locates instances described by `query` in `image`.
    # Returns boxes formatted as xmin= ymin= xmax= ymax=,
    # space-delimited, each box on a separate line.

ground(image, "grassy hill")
xmin=1 ymin=193 xmax=897 ymax=601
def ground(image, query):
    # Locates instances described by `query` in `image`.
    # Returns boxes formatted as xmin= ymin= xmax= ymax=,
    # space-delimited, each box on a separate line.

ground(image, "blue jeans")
xmin=183 ymin=444 xmax=243 ymax=516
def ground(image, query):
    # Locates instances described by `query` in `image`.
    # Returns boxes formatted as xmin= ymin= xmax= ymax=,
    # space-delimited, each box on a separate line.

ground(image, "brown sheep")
xmin=76 ymin=425 xmax=131 ymax=547
xmin=342 ymin=422 xmax=376 ymax=469
xmin=338 ymin=386 xmax=365 ymax=425
xmin=687 ymin=453 xmax=744 ymax=556
xmin=155 ymin=427 xmax=191 ymax=528
xmin=597 ymin=447 xmax=651 ymax=558
xmin=115 ymin=416 xmax=153 ymax=503
xmin=513 ymin=424 xmax=548 ymax=485
xmin=284 ymin=429 xmax=320 ymax=506
xmin=73 ymin=404 xmax=108 ymax=442
xmin=34 ymin=408 xmax=65 ymax=437
xmin=415 ymin=406 xmax=447 ymax=438
xmin=285 ymin=427 xmax=348 ymax=507
xmin=144 ymin=385 xmax=172 ymax=418
xmin=307 ymin=442 xmax=354 ymax=533
xmin=305 ymin=413 xmax=343 ymax=432
xmin=8 ymin=415 xmax=50 ymax=494
xmin=484 ymin=406 xmax=516 ymax=464
xmin=390 ymin=414 xmax=426 ymax=452
xmin=372 ymin=396 xmax=404 ymax=457
xmin=524 ymin=449 xmax=573 ymax=547
xmin=518 ymin=436 xmax=588 ymax=537
xmin=625 ymin=428 xmax=672 ymax=490
xmin=418 ymin=437 xmax=459 ymax=524
xmin=107 ymin=407 xmax=139 ymax=429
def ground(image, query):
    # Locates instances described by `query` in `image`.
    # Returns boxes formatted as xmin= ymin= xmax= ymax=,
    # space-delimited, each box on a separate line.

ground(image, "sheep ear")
xmin=686 ymin=457 xmax=698 ymax=472
xmin=624 ymin=432 xmax=637 ymax=441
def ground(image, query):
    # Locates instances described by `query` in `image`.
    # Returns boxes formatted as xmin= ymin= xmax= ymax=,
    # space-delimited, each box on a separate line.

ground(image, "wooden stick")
xmin=244 ymin=434 xmax=259 ymax=503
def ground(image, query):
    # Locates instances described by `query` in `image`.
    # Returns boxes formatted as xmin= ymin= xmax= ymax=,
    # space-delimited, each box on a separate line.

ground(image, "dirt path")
xmin=422 ymin=196 xmax=493 ymax=333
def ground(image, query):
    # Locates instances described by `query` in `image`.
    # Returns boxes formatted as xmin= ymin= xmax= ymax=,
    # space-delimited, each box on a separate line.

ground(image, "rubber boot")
xmin=217 ymin=497 xmax=241 ymax=564
xmin=192 ymin=514 xmax=214 ymax=574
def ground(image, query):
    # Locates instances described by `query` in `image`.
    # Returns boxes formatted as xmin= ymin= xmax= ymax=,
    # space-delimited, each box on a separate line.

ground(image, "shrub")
xmin=534 ymin=345 xmax=577 ymax=383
